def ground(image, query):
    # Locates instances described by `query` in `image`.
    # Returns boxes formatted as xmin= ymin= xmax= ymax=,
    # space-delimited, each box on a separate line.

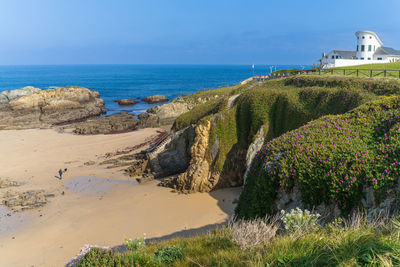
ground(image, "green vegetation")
xmin=78 ymin=214 xmax=400 ymax=266
xmin=314 ymin=62 xmax=400 ymax=78
xmin=334 ymin=62 xmax=400 ymax=70
xmin=205 ymin=77 xmax=376 ymax=184
xmin=286 ymin=75 xmax=400 ymax=95
xmin=237 ymin=95 xmax=400 ymax=219
xmin=173 ymin=97 xmax=228 ymax=130
xmin=178 ymin=83 xmax=252 ymax=105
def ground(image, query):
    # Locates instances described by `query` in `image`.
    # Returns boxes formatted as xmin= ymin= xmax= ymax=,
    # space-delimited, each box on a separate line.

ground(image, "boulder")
xmin=0 ymin=86 xmax=106 ymax=130
xmin=71 ymin=112 xmax=138 ymax=135
xmin=138 ymin=101 xmax=191 ymax=128
xmin=142 ymin=95 xmax=169 ymax=104
xmin=114 ymin=99 xmax=138 ymax=105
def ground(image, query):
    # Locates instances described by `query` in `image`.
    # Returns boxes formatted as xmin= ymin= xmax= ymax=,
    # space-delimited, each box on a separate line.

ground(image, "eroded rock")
xmin=71 ymin=112 xmax=138 ymax=135
xmin=1 ymin=190 xmax=48 ymax=210
xmin=142 ymin=95 xmax=169 ymax=104
xmin=0 ymin=178 xmax=21 ymax=188
xmin=114 ymin=99 xmax=138 ymax=105
xmin=0 ymin=86 xmax=105 ymax=130
xmin=138 ymin=101 xmax=191 ymax=128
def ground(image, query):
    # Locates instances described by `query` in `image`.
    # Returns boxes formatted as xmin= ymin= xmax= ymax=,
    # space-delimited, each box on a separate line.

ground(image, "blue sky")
xmin=0 ymin=0 xmax=399 ymax=65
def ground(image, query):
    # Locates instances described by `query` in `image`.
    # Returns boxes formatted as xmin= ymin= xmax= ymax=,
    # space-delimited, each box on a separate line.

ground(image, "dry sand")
xmin=0 ymin=128 xmax=240 ymax=267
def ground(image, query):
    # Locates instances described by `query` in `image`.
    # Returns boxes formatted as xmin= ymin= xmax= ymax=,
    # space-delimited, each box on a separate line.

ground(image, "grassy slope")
xmin=237 ymin=94 xmax=400 ymax=219
xmin=317 ymin=62 xmax=400 ymax=78
xmin=197 ymin=77 xmax=376 ymax=189
xmin=334 ymin=62 xmax=400 ymax=70
xmin=78 ymin=219 xmax=400 ymax=266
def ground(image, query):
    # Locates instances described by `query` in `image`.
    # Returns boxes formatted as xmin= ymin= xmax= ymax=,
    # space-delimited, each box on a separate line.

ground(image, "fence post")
xmin=399 ymin=70 xmax=400 ymax=79
xmin=384 ymin=70 xmax=387 ymax=78
xmin=331 ymin=69 xmax=333 ymax=75
xmin=319 ymin=69 xmax=321 ymax=75
xmin=357 ymin=69 xmax=359 ymax=77
xmin=370 ymin=70 xmax=372 ymax=78
xmin=343 ymin=69 xmax=346 ymax=76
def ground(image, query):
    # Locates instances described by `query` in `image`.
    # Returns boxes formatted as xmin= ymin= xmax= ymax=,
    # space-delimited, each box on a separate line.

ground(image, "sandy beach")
xmin=0 ymin=128 xmax=240 ymax=267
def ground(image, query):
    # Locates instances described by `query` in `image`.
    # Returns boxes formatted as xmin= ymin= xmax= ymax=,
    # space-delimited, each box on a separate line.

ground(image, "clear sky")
xmin=1 ymin=0 xmax=399 ymax=65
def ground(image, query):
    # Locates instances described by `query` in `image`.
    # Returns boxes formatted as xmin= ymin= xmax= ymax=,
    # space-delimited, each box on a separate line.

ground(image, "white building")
xmin=320 ymin=31 xmax=400 ymax=68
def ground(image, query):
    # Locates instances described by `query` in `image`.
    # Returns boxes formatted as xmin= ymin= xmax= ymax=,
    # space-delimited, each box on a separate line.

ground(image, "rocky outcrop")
xmin=69 ymin=112 xmax=138 ymax=135
xmin=138 ymin=100 xmax=191 ymax=128
xmin=0 ymin=178 xmax=21 ymax=188
xmin=243 ymin=127 xmax=265 ymax=184
xmin=148 ymin=126 xmax=195 ymax=177
xmin=142 ymin=95 xmax=169 ymax=104
xmin=1 ymin=190 xmax=48 ymax=210
xmin=160 ymin=121 xmax=216 ymax=192
xmin=114 ymin=99 xmax=138 ymax=105
xmin=0 ymin=86 xmax=105 ymax=130
xmin=0 ymin=86 xmax=41 ymax=105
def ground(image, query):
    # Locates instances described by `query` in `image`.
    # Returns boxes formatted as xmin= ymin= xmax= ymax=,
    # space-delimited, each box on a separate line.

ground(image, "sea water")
xmin=0 ymin=64 xmax=309 ymax=115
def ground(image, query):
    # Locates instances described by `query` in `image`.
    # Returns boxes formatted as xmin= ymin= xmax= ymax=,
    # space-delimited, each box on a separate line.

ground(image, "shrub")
xmin=236 ymin=95 xmax=400 ymax=219
xmin=155 ymin=245 xmax=184 ymax=264
xmin=125 ymin=234 xmax=146 ymax=251
xmin=228 ymin=216 xmax=279 ymax=249
xmin=280 ymin=208 xmax=320 ymax=234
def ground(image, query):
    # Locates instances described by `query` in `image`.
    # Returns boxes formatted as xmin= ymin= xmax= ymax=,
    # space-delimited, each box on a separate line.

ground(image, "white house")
xmin=320 ymin=31 xmax=400 ymax=68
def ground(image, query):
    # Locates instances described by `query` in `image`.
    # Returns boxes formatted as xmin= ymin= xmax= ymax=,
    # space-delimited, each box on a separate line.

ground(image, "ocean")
xmin=0 ymin=64 xmax=308 ymax=115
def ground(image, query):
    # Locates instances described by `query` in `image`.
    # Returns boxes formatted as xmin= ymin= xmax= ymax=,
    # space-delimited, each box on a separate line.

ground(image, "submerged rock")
xmin=142 ymin=95 xmax=169 ymax=104
xmin=71 ymin=112 xmax=138 ymax=135
xmin=0 ymin=86 xmax=105 ymax=130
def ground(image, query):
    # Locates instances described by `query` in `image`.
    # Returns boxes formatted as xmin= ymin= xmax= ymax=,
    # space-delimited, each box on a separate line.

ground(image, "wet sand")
xmin=0 ymin=129 xmax=240 ymax=267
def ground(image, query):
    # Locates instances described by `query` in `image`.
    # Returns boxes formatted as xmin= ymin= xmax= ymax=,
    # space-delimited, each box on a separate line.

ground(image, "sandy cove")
xmin=0 ymin=128 xmax=240 ymax=267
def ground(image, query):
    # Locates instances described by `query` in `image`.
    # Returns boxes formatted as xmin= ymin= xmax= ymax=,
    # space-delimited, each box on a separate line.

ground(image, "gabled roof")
xmin=355 ymin=30 xmax=383 ymax=46
xmin=374 ymin=47 xmax=400 ymax=56
xmin=330 ymin=50 xmax=357 ymax=59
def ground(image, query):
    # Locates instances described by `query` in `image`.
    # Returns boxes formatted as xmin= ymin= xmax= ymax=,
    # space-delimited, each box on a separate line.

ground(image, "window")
xmin=361 ymin=57 xmax=365 ymax=60
xmin=377 ymin=58 xmax=383 ymax=60
xmin=369 ymin=36 xmax=372 ymax=39
xmin=362 ymin=36 xmax=365 ymax=39
xmin=332 ymin=55 xmax=335 ymax=59
xmin=361 ymin=45 xmax=365 ymax=51
xmin=368 ymin=45 xmax=372 ymax=51
xmin=357 ymin=45 xmax=359 ymax=51
xmin=368 ymin=58 xmax=371 ymax=60
xmin=336 ymin=56 xmax=339 ymax=59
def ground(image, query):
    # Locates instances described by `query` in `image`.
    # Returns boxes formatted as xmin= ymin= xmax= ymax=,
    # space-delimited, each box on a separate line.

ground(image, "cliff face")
xmin=0 ymin=86 xmax=105 ymax=130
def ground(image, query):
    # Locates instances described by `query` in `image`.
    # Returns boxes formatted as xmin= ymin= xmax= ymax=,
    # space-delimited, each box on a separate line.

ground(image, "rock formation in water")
xmin=142 ymin=95 xmax=169 ymax=104
xmin=0 ymin=86 xmax=106 ymax=130
xmin=114 ymin=99 xmax=138 ymax=105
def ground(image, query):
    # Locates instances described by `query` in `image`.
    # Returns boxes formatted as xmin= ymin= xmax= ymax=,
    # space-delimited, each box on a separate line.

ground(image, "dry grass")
xmin=227 ymin=215 xmax=280 ymax=250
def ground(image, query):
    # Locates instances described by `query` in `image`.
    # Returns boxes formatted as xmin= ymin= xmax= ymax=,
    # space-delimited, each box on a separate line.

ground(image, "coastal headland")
xmin=0 ymin=86 xmax=239 ymax=266
xmin=4 ymin=68 xmax=400 ymax=265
